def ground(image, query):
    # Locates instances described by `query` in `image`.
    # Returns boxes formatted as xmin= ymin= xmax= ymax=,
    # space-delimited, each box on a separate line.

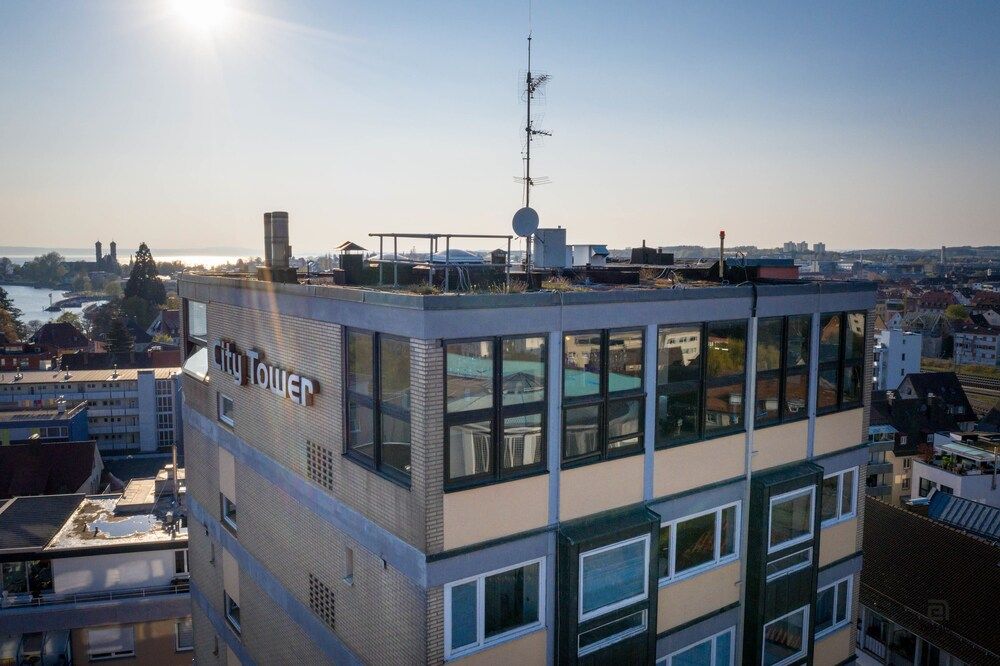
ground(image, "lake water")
xmin=2 ymin=284 xmax=107 ymax=326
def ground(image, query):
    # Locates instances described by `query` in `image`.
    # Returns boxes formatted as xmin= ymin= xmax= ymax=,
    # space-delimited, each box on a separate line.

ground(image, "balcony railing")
xmin=868 ymin=461 xmax=893 ymax=475
xmin=865 ymin=483 xmax=891 ymax=497
xmin=1 ymin=580 xmax=189 ymax=610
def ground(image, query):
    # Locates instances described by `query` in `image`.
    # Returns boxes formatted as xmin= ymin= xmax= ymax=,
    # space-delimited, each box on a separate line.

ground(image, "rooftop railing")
xmin=1 ymin=580 xmax=189 ymax=610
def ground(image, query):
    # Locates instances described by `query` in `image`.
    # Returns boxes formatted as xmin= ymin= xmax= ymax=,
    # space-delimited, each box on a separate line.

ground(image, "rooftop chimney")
xmin=257 ymin=211 xmax=298 ymax=283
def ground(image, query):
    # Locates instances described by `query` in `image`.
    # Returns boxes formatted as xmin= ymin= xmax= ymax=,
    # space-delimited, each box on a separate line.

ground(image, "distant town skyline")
xmin=2 ymin=1 xmax=999 ymax=250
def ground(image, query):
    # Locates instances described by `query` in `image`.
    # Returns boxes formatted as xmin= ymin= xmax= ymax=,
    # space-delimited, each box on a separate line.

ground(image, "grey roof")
xmin=927 ymin=491 xmax=1000 ymax=542
xmin=0 ymin=494 xmax=83 ymax=553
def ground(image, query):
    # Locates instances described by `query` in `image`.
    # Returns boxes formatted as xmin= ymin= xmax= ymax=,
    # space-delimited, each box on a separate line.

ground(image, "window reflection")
xmin=563 ymin=333 xmax=602 ymax=398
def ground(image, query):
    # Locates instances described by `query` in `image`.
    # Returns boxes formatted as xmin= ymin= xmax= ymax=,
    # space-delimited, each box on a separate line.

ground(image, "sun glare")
xmin=171 ymin=0 xmax=232 ymax=32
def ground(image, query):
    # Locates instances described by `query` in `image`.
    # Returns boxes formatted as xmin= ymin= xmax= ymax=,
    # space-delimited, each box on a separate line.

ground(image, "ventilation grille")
xmin=309 ymin=573 xmax=336 ymax=630
xmin=306 ymin=440 xmax=336 ymax=492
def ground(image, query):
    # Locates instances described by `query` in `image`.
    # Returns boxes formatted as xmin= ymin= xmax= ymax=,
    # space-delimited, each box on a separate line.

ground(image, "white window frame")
xmin=657 ymin=626 xmax=736 ymax=665
xmin=175 ymin=617 xmax=194 ymax=652
xmin=175 ymin=548 xmax=189 ymax=577
xmin=768 ymin=487 xmax=815 ymax=554
xmin=443 ymin=557 xmax=546 ymax=660
xmin=221 ymin=494 xmax=237 ymax=531
xmin=224 ymin=592 xmax=241 ymax=634
xmin=762 ymin=606 xmax=809 ymax=666
xmin=218 ymin=392 xmax=235 ymax=427
xmin=87 ymin=624 xmax=136 ymax=661
xmin=658 ymin=502 xmax=741 ymax=585
xmin=820 ymin=467 xmax=858 ymax=527
xmin=578 ymin=534 xmax=650 ymax=622
xmin=815 ymin=576 xmax=852 ymax=639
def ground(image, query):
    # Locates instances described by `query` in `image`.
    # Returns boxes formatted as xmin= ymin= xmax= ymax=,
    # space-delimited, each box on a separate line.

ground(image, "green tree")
xmin=54 ymin=311 xmax=84 ymax=332
xmin=120 ymin=295 xmax=157 ymax=328
xmin=944 ymin=304 xmax=969 ymax=321
xmin=18 ymin=252 xmax=67 ymax=287
xmin=124 ymin=243 xmax=166 ymax=305
xmin=104 ymin=280 xmax=123 ymax=299
xmin=0 ymin=286 xmax=26 ymax=339
xmin=71 ymin=273 xmax=92 ymax=293
xmin=106 ymin=317 xmax=134 ymax=354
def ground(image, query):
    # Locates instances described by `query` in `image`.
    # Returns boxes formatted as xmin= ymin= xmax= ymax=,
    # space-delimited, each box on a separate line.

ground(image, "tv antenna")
xmin=512 ymin=30 xmax=551 ymax=276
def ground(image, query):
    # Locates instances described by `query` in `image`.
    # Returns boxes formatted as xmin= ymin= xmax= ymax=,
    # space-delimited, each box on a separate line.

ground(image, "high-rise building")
xmin=178 ymin=254 xmax=875 ymax=664
xmin=873 ymin=329 xmax=921 ymax=390
xmin=813 ymin=242 xmax=826 ymax=254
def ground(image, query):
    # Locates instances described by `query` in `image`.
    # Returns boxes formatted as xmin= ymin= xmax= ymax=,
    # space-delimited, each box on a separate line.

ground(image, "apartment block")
xmin=0 ymin=479 xmax=190 ymax=665
xmin=178 ymin=253 xmax=875 ymax=665
xmin=0 ymin=368 xmax=180 ymax=454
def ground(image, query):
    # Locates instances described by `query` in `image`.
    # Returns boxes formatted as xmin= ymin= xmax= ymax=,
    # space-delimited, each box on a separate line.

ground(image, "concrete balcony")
xmin=868 ymin=462 xmax=893 ymax=475
xmin=868 ymin=439 xmax=894 ymax=453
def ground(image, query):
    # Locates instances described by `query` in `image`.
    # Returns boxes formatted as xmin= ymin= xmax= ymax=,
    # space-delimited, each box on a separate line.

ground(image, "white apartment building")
xmin=873 ymin=330 xmax=922 ymax=390
xmin=953 ymin=327 xmax=1000 ymax=367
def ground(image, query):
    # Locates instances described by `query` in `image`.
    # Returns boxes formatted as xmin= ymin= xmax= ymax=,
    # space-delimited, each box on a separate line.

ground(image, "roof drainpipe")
xmin=735 ymin=281 xmax=758 ymax=656
xmin=719 ymin=230 xmax=726 ymax=280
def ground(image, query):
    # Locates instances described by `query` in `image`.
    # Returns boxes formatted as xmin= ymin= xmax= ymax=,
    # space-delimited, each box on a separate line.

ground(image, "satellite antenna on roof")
xmin=512 ymin=11 xmax=551 ymax=277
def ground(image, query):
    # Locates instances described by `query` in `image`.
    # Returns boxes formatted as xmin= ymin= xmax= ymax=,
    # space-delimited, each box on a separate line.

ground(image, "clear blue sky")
xmin=1 ymin=0 xmax=998 ymax=253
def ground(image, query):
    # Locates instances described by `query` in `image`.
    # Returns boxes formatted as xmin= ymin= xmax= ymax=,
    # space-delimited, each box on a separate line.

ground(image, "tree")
xmin=54 ymin=311 xmax=84 ymax=332
xmin=120 ymin=295 xmax=157 ymax=328
xmin=104 ymin=280 xmax=123 ymax=299
xmin=18 ymin=252 xmax=67 ymax=287
xmin=106 ymin=317 xmax=134 ymax=354
xmin=124 ymin=243 xmax=166 ymax=305
xmin=944 ymin=304 xmax=969 ymax=321
xmin=0 ymin=286 xmax=26 ymax=340
xmin=71 ymin=273 xmax=92 ymax=293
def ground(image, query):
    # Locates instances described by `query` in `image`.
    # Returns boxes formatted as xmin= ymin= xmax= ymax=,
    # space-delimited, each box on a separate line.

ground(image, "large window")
xmin=815 ymin=577 xmax=851 ymax=638
xmin=563 ymin=329 xmax=644 ymax=465
xmin=817 ymin=312 xmax=867 ymax=413
xmin=820 ymin=467 xmax=857 ymax=526
xmin=768 ymin=487 xmax=815 ymax=553
xmin=345 ymin=330 xmax=411 ymax=483
xmin=446 ymin=336 xmax=546 ymax=488
xmin=579 ymin=535 xmax=650 ymax=622
xmin=657 ymin=503 xmax=739 ymax=583
xmin=182 ymin=300 xmax=209 ymax=380
xmin=88 ymin=625 xmax=136 ymax=661
xmin=763 ymin=607 xmax=808 ymax=666
xmin=1 ymin=560 xmax=53 ymax=596
xmin=444 ymin=558 xmax=544 ymax=659
xmin=755 ymin=315 xmax=812 ymax=427
xmin=658 ymin=628 xmax=735 ymax=666
xmin=657 ymin=321 xmax=746 ymax=447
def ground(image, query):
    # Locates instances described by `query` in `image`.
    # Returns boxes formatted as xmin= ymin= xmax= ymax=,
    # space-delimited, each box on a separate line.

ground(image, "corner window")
xmin=658 ymin=627 xmax=735 ymax=665
xmin=756 ymin=315 xmax=812 ymax=427
xmin=444 ymin=558 xmax=544 ymax=659
xmin=820 ymin=467 xmax=857 ymax=526
xmin=563 ymin=330 xmax=644 ymax=465
xmin=175 ymin=617 xmax=194 ymax=652
xmin=224 ymin=592 xmax=241 ymax=634
xmin=768 ymin=487 xmax=814 ymax=553
xmin=217 ymin=393 xmax=234 ymax=427
xmin=345 ymin=330 xmax=412 ymax=483
xmin=87 ymin=625 xmax=136 ymax=661
xmin=182 ymin=300 xmax=209 ymax=381
xmin=817 ymin=312 xmax=867 ymax=413
xmin=763 ymin=607 xmax=808 ymax=666
xmin=579 ymin=535 xmax=649 ymax=622
xmin=815 ymin=577 xmax=851 ymax=638
xmin=445 ymin=336 xmax=546 ymax=488
xmin=657 ymin=503 xmax=739 ymax=583
xmin=657 ymin=321 xmax=746 ymax=447
xmin=221 ymin=493 xmax=237 ymax=532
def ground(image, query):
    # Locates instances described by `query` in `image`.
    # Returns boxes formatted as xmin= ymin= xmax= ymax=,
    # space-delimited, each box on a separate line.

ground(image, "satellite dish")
xmin=512 ymin=207 xmax=539 ymax=237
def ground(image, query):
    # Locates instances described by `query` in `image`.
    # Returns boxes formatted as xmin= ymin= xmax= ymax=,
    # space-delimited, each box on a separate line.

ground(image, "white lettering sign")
xmin=213 ymin=339 xmax=318 ymax=406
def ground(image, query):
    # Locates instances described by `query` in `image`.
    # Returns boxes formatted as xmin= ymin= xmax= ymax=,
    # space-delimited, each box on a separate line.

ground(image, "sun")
xmin=171 ymin=0 xmax=232 ymax=32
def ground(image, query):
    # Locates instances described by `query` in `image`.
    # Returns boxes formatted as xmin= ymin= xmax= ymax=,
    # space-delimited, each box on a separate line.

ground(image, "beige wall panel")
xmin=443 ymin=474 xmax=549 ymax=550
xmin=653 ymin=434 xmax=744 ymax=498
xmin=814 ymin=408 xmax=864 ymax=456
xmin=752 ymin=420 xmax=808 ymax=472
xmin=819 ymin=518 xmax=858 ymax=567
xmin=656 ymin=561 xmax=741 ymax=632
xmin=452 ymin=629 xmax=547 ymax=666
xmin=222 ymin=548 xmax=239 ymax=605
xmin=813 ymin=625 xmax=852 ymax=666
xmin=561 ymin=455 xmax=644 ymax=521
xmin=71 ymin=619 xmax=192 ymax=666
xmin=218 ymin=446 xmax=236 ymax=501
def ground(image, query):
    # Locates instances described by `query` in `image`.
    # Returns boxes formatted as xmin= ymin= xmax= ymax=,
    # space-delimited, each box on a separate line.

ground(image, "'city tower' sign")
xmin=213 ymin=339 xmax=318 ymax=406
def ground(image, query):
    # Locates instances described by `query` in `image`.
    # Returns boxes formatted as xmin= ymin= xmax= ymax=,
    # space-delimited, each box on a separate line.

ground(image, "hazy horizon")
xmin=2 ymin=1 xmax=999 ymax=252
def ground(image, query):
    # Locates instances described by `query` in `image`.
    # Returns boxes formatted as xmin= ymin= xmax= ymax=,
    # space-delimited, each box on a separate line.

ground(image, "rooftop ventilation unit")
xmin=258 ymin=211 xmax=298 ymax=283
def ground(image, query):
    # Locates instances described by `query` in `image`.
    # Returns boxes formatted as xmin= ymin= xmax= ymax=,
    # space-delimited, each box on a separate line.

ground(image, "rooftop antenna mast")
xmin=513 ymin=22 xmax=550 ymax=279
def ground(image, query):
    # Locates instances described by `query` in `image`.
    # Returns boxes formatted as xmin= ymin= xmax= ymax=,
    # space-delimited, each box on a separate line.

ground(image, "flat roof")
xmin=45 ymin=493 xmax=186 ymax=551
xmin=0 ymin=494 xmax=84 ymax=553
xmin=0 ymin=368 xmax=178 ymax=386
xmin=0 ymin=401 xmax=87 ymax=423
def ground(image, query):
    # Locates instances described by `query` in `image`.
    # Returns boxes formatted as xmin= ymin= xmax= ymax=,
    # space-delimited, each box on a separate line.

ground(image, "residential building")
xmin=0 ymin=441 xmax=103 ymax=500
xmin=0 ymin=479 xmax=189 ymax=665
xmin=0 ymin=368 xmax=181 ymax=455
xmin=0 ymin=334 xmax=50 ymax=372
xmin=147 ymin=310 xmax=181 ymax=343
xmin=911 ymin=432 xmax=1000 ymax=507
xmin=872 ymin=330 xmax=921 ymax=390
xmin=858 ymin=497 xmax=1000 ymax=664
xmin=30 ymin=322 xmax=91 ymax=358
xmin=812 ymin=243 xmax=826 ymax=255
xmin=897 ymin=312 xmax=948 ymax=358
xmin=952 ymin=324 xmax=1000 ymax=367
xmin=178 ymin=221 xmax=875 ymax=666
xmin=915 ymin=290 xmax=957 ymax=316
xmin=896 ymin=372 xmax=977 ymax=431
xmin=0 ymin=399 xmax=89 ymax=446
